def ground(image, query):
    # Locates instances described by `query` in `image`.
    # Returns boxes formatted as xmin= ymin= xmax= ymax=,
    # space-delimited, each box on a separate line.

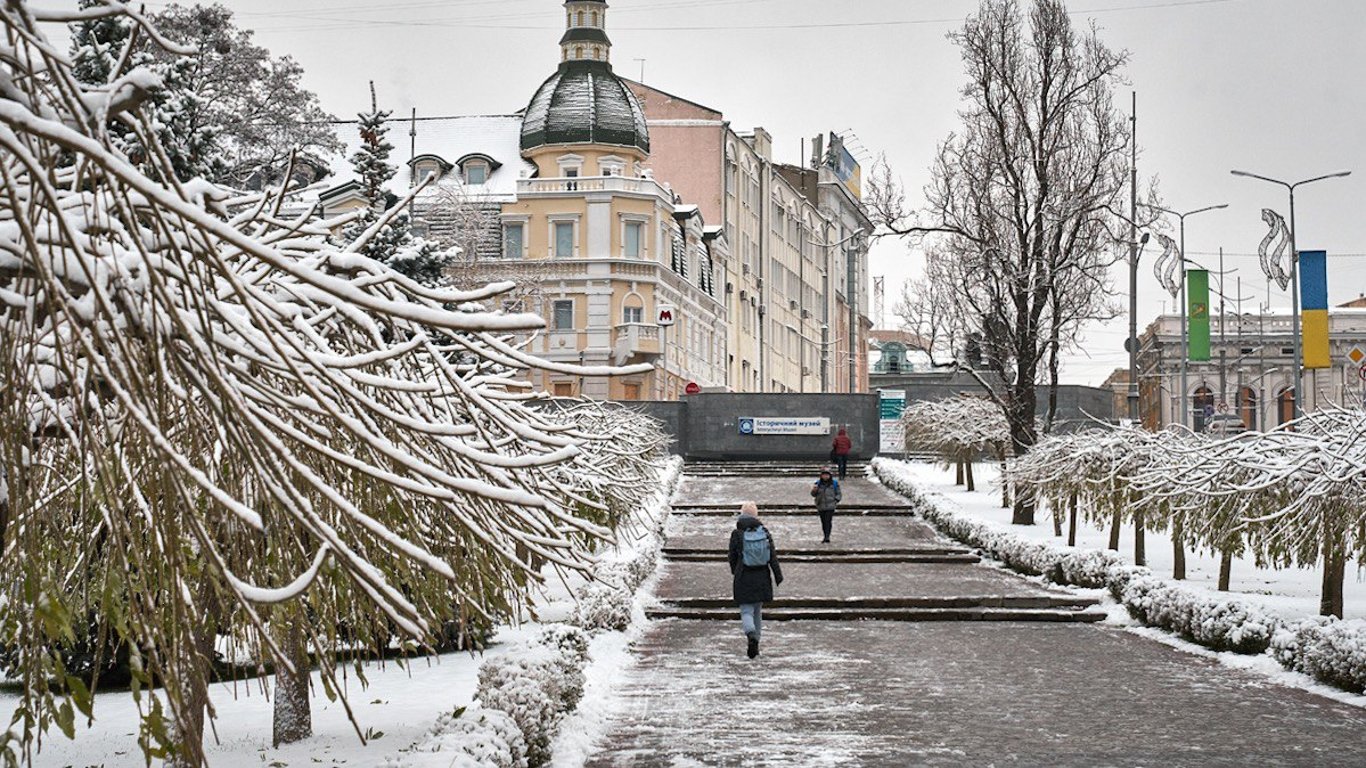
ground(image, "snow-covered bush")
xmin=569 ymin=582 xmax=633 ymax=633
xmin=475 ymin=627 xmax=589 ymax=767
xmin=1272 ymin=618 xmax=1366 ymax=693
xmin=1114 ymin=571 xmax=1277 ymax=654
xmin=382 ymin=705 xmax=528 ymax=768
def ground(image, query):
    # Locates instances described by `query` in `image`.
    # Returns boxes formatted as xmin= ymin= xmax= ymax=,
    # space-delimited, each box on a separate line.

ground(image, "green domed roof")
xmin=520 ymin=60 xmax=649 ymax=154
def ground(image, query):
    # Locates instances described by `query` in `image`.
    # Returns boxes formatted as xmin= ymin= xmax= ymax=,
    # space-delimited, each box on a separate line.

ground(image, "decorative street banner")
xmin=1300 ymin=250 xmax=1330 ymax=370
xmin=1187 ymin=269 xmax=1211 ymax=361
xmin=879 ymin=389 xmax=906 ymax=453
xmin=737 ymin=417 xmax=830 ymax=436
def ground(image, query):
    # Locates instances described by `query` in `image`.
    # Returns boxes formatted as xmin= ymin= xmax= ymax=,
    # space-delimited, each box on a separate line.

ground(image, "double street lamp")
xmin=1229 ymin=169 xmax=1352 ymax=417
xmin=1146 ymin=203 xmax=1228 ymax=428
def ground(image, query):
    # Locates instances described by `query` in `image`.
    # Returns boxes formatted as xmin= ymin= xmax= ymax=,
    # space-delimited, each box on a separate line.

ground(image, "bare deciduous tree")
xmin=870 ymin=0 xmax=1156 ymax=524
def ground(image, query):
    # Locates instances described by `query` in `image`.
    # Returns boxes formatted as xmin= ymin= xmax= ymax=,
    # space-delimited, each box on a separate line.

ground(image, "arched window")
xmin=576 ymin=46 xmax=583 ymax=59
xmin=1192 ymin=386 xmax=1214 ymax=432
xmin=577 ymin=10 xmax=584 ymax=25
xmin=1277 ymin=388 xmax=1296 ymax=427
xmin=592 ymin=10 xmax=599 ymax=26
xmin=1237 ymin=386 xmax=1258 ymax=431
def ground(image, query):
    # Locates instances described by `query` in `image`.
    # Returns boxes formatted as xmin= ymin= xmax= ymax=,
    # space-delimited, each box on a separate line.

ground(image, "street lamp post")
xmin=1230 ymin=169 xmax=1352 ymax=416
xmin=1151 ymin=203 xmax=1227 ymax=429
xmin=1127 ymin=233 xmax=1150 ymax=424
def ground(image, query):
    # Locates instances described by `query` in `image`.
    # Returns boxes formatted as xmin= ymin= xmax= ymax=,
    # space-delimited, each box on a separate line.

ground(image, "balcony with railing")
xmin=612 ymin=322 xmax=661 ymax=358
xmin=518 ymin=175 xmax=674 ymax=204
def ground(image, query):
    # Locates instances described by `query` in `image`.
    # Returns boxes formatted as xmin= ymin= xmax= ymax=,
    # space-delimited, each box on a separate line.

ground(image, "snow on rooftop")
xmin=325 ymin=115 xmax=536 ymax=201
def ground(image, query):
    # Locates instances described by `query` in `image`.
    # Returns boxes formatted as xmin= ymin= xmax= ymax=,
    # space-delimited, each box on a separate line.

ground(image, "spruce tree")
xmin=68 ymin=0 xmax=222 ymax=181
xmin=341 ymin=91 xmax=451 ymax=288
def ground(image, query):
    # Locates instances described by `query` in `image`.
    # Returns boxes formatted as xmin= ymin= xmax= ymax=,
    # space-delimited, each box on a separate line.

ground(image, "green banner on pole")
xmin=1187 ymin=269 xmax=1210 ymax=361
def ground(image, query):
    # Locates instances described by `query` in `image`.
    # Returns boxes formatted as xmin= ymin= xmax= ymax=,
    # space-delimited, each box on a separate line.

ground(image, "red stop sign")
xmin=684 ymin=382 xmax=701 ymax=395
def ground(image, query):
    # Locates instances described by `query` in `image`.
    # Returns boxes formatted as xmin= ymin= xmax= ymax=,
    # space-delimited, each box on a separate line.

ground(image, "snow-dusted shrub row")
xmin=1110 ymin=569 xmax=1276 ymax=653
xmin=476 ymin=625 xmax=590 ymax=767
xmin=872 ymin=459 xmax=1366 ymax=686
xmin=381 ymin=706 xmax=528 ymax=768
xmin=1272 ymin=618 xmax=1366 ymax=693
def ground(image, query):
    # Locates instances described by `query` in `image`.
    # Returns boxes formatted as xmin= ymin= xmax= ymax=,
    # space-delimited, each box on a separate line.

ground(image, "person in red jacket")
xmin=831 ymin=427 xmax=853 ymax=479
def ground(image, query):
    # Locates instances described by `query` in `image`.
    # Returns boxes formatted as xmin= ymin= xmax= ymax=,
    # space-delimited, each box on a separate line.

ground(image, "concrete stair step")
xmin=661 ymin=596 xmax=1100 ymax=610
xmin=663 ymin=550 xmax=980 ymax=564
xmin=664 ymin=546 xmax=972 ymax=557
xmin=672 ymin=505 xmax=912 ymax=517
xmin=645 ymin=606 xmax=1107 ymax=623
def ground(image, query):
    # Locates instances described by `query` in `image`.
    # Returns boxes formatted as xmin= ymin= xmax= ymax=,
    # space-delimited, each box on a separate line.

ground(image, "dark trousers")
xmin=835 ymin=454 xmax=848 ymax=479
xmin=819 ymin=510 xmax=834 ymax=541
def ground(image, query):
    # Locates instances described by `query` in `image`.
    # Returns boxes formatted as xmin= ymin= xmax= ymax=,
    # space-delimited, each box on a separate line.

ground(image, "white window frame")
xmin=600 ymin=155 xmax=626 ymax=177
xmin=413 ymin=160 xmax=442 ymax=183
xmin=552 ymin=299 xmax=574 ymax=331
xmin=549 ymin=215 xmax=581 ymax=259
xmin=501 ymin=215 xmax=529 ymax=259
xmin=463 ymin=159 xmax=489 ymax=186
xmin=622 ymin=305 xmax=644 ymax=324
xmin=621 ymin=215 xmax=648 ymax=259
xmin=556 ymin=153 xmax=584 ymax=178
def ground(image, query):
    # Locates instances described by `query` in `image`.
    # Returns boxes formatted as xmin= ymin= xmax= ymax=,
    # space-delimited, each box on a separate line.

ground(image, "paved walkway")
xmin=588 ymin=466 xmax=1366 ymax=766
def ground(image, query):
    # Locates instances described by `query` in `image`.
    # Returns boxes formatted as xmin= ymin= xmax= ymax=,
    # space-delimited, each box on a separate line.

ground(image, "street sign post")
xmin=656 ymin=305 xmax=675 ymax=400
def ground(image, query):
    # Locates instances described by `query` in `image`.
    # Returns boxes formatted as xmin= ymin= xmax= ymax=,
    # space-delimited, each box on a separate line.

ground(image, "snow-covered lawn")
xmin=892 ymin=460 xmax=1365 ymax=621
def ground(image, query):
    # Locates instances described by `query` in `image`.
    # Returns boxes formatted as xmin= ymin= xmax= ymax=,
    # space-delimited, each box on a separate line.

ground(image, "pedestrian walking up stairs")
xmin=649 ymin=459 xmax=1105 ymax=624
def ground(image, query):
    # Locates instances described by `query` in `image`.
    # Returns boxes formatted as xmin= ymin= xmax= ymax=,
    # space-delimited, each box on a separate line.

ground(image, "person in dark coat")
xmin=729 ymin=501 xmax=783 ymax=659
xmin=831 ymin=427 xmax=853 ymax=479
xmin=811 ymin=468 xmax=842 ymax=543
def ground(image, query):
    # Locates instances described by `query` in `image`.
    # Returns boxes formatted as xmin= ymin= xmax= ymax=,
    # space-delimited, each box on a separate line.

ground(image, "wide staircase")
xmin=648 ymin=459 xmax=1104 ymax=624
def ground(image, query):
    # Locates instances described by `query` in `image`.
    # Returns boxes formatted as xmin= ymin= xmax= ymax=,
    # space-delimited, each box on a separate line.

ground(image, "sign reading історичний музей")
xmin=737 ymin=417 xmax=831 ymax=436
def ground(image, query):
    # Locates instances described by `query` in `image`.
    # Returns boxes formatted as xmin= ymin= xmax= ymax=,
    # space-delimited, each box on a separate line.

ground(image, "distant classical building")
xmin=1136 ymin=300 xmax=1366 ymax=432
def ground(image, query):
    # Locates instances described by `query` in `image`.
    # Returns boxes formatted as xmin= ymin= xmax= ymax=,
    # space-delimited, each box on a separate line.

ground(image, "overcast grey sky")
xmin=170 ymin=0 xmax=1365 ymax=385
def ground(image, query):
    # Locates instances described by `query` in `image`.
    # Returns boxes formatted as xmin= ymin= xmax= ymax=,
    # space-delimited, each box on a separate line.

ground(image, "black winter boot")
xmin=747 ymin=633 xmax=759 ymax=659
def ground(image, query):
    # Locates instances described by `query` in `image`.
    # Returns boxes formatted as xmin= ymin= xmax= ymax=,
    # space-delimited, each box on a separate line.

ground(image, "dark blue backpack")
xmin=742 ymin=527 xmax=771 ymax=567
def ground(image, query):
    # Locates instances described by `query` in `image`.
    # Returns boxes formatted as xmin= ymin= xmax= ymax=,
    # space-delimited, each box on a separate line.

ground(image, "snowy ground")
xmin=894 ymin=461 xmax=1366 ymax=621
xmin=9 ymin=458 xmax=681 ymax=767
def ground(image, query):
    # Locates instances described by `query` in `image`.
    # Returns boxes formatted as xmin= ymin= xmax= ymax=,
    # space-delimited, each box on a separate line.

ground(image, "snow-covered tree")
xmin=145 ymin=3 xmax=343 ymax=188
xmin=0 ymin=3 xmax=661 ymax=764
xmin=342 ymin=96 xmax=453 ymax=287
xmin=902 ymin=396 xmax=1012 ymax=505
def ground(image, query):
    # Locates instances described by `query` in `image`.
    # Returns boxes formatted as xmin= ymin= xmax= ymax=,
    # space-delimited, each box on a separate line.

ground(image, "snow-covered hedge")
xmin=476 ymin=626 xmax=590 ymax=767
xmin=381 ymin=705 xmax=528 ymax=768
xmin=872 ymin=458 xmax=1366 ymax=689
xmin=1272 ymin=618 xmax=1366 ymax=693
xmin=1113 ymin=569 xmax=1277 ymax=653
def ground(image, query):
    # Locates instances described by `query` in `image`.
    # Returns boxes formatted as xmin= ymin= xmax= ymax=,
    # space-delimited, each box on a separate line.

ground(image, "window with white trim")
xmin=552 ymin=300 xmax=574 ymax=330
xmin=554 ymin=221 xmax=575 ymax=258
xmin=624 ymin=220 xmax=644 ymax=258
xmin=623 ymin=305 xmax=644 ymax=324
xmin=503 ymin=222 xmax=525 ymax=259
xmin=464 ymin=160 xmax=488 ymax=185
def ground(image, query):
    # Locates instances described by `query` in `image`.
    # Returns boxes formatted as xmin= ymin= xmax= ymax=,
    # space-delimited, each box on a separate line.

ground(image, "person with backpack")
xmin=811 ymin=468 xmax=842 ymax=544
xmin=831 ymin=427 xmax=853 ymax=480
xmin=729 ymin=501 xmax=783 ymax=659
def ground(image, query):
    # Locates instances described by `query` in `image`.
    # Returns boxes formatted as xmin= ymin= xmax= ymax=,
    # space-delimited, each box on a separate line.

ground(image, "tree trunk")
xmin=1133 ymin=509 xmax=1146 ymax=567
xmin=1320 ymin=537 xmax=1346 ymax=619
xmin=272 ymin=610 xmax=313 ymax=746
xmin=1217 ymin=550 xmax=1233 ymax=592
xmin=1171 ymin=518 xmax=1187 ymax=580
xmin=955 ymin=460 xmax=964 ymax=486
xmin=998 ymin=449 xmax=1011 ymax=509
xmin=1007 ymin=394 xmax=1038 ymax=525
xmin=1067 ymin=493 xmax=1078 ymax=547
xmin=964 ymin=459 xmax=975 ymax=492
xmin=167 ymin=593 xmax=220 ymax=768
xmin=1107 ymin=508 xmax=1121 ymax=551
xmin=1052 ymin=499 xmax=1063 ymax=537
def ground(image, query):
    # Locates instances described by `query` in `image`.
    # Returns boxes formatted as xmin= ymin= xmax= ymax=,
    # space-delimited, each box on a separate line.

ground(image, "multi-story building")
xmin=1136 ymin=300 xmax=1366 ymax=431
xmin=626 ymin=83 xmax=873 ymax=393
xmin=318 ymin=0 xmax=871 ymax=398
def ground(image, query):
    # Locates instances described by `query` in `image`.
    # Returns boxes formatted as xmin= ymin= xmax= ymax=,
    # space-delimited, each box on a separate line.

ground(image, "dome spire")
xmin=560 ymin=1 xmax=611 ymax=65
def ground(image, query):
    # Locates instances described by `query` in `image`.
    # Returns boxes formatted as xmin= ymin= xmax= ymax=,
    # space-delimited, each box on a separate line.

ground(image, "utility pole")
xmin=1127 ymin=92 xmax=1140 ymax=424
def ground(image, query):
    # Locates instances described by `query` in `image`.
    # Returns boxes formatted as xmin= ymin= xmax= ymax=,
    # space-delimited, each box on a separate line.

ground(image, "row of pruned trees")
xmin=901 ymin=397 xmax=1013 ymax=508
xmin=1008 ymin=412 xmax=1366 ymax=618
xmin=0 ymin=3 xmax=667 ymax=766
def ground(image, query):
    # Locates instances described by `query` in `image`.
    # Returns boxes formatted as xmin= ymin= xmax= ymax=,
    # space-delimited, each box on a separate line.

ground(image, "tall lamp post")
xmin=1230 ymin=169 xmax=1352 ymax=416
xmin=1150 ymin=203 xmax=1228 ymax=428
xmin=1127 ymin=232 xmax=1151 ymax=424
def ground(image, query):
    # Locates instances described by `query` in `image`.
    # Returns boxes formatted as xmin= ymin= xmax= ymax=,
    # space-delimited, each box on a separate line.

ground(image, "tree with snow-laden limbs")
xmin=867 ymin=0 xmax=1161 ymax=525
xmin=0 ymin=3 xmax=661 ymax=765
xmin=1008 ymin=411 xmax=1366 ymax=618
xmin=902 ymin=396 xmax=1013 ymax=506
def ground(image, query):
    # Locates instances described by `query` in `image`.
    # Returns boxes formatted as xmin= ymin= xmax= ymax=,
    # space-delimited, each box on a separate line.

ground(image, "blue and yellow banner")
xmin=1187 ymin=270 xmax=1210 ymax=361
xmin=1300 ymin=250 xmax=1330 ymax=370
